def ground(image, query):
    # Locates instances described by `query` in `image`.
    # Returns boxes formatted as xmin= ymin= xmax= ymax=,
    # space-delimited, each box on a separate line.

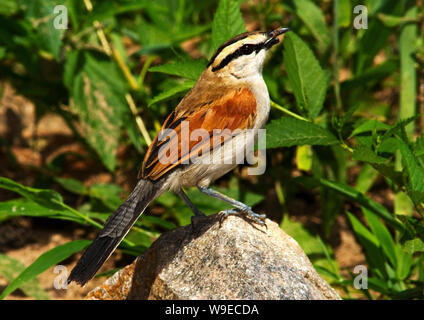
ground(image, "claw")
xmin=218 ymin=207 xmax=267 ymax=227
xmin=218 ymin=208 xmax=238 ymax=226
xmin=245 ymin=209 xmax=266 ymax=226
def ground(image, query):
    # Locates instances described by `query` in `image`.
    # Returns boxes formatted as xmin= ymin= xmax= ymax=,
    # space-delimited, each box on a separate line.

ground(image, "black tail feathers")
xmin=67 ymin=179 xmax=157 ymax=286
xmin=67 ymin=235 xmax=122 ymax=285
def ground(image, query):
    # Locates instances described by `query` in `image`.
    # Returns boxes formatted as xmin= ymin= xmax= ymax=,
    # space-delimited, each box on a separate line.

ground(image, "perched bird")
xmin=68 ymin=27 xmax=290 ymax=285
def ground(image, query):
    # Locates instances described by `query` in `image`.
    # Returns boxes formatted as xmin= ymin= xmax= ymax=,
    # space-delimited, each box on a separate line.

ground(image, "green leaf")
xmin=371 ymin=163 xmax=404 ymax=189
xmin=0 ymin=177 xmax=96 ymax=225
xmin=293 ymin=0 xmax=331 ymax=48
xmin=125 ymin=229 xmax=153 ymax=249
xmin=398 ymin=138 xmax=424 ymax=193
xmin=0 ymin=177 xmax=64 ymax=210
xmin=148 ymin=81 xmax=195 ymax=107
xmin=124 ymin=110 xmax=146 ymax=152
xmin=296 ymin=145 xmax=313 ymax=171
xmin=66 ymin=51 xmax=129 ymax=171
xmin=0 ymin=240 xmax=90 ymax=300
xmin=283 ymin=32 xmax=328 ymax=119
xmin=136 ymin=19 xmax=209 ymax=54
xmin=362 ymin=207 xmax=397 ymax=268
xmin=367 ymin=277 xmax=390 ymax=294
xmin=346 ymin=212 xmax=386 ymax=277
xmin=265 ymin=118 xmax=338 ymax=148
xmin=381 ymin=115 xmax=420 ymax=140
xmin=0 ymin=0 xmax=20 ymax=16
xmin=317 ymin=237 xmax=340 ymax=276
xmin=342 ymin=59 xmax=398 ymax=89
xmin=338 ymin=0 xmax=351 ymax=28
xmin=84 ymin=0 xmax=151 ymax=27
xmin=350 ymin=119 xmax=391 ymax=137
xmin=149 ymin=59 xmax=207 ymax=81
xmin=378 ymin=13 xmax=413 ymax=27
xmin=0 ymin=198 xmax=76 ymax=223
xmin=25 ymin=0 xmax=66 ymax=60
xmin=140 ymin=215 xmax=176 ymax=230
xmin=354 ymin=164 xmax=379 ymax=193
xmin=0 ymin=254 xmax=49 ymax=300
xmin=317 ymin=178 xmax=404 ymax=231
xmin=89 ymin=183 xmax=123 ymax=210
xmin=399 ymin=4 xmax=418 ymax=138
xmin=395 ymin=245 xmax=413 ymax=280
xmin=397 ymin=214 xmax=424 ymax=243
xmin=355 ymin=0 xmax=402 ymax=74
xmin=402 ymin=238 xmax=424 ymax=254
xmin=210 ymin=0 xmax=246 ymax=54
xmin=54 ymin=177 xmax=88 ymax=195
xmin=353 ymin=145 xmax=388 ymax=164
xmin=415 ymin=134 xmax=424 ymax=157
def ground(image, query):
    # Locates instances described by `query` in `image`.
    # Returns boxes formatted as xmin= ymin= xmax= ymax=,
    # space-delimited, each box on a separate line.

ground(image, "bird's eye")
xmin=240 ymin=44 xmax=255 ymax=55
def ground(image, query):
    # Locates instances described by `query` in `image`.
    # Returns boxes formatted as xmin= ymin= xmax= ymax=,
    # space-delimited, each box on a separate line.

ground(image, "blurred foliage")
xmin=0 ymin=0 xmax=424 ymax=300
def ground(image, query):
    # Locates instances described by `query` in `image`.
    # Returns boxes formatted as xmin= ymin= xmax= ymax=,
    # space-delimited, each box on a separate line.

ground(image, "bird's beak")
xmin=264 ymin=27 xmax=290 ymax=49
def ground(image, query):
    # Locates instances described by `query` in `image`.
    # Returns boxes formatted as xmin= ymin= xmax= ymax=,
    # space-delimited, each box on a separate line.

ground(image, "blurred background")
xmin=0 ymin=0 xmax=423 ymax=300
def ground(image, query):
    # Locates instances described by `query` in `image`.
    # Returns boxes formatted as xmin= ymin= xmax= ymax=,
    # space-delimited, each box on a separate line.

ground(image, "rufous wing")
xmin=139 ymin=87 xmax=257 ymax=181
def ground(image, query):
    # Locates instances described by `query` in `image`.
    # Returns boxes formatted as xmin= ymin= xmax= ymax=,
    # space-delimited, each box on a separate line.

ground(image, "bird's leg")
xmin=176 ymin=188 xmax=206 ymax=227
xmin=197 ymin=186 xmax=266 ymax=225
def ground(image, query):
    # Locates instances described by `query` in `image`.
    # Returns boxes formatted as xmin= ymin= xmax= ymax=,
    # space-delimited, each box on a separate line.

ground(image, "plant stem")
xmin=138 ymin=55 xmax=156 ymax=90
xmin=271 ymin=100 xmax=353 ymax=153
xmin=270 ymin=100 xmax=309 ymax=122
xmin=112 ymin=48 xmax=139 ymax=91
xmin=126 ymin=94 xmax=152 ymax=145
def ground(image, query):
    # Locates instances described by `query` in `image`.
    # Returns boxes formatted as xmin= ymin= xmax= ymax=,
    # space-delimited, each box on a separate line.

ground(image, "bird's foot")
xmin=219 ymin=207 xmax=266 ymax=227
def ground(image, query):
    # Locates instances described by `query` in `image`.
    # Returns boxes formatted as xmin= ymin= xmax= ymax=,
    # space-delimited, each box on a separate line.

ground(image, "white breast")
xmin=163 ymin=74 xmax=270 ymax=192
xmin=247 ymin=74 xmax=270 ymax=129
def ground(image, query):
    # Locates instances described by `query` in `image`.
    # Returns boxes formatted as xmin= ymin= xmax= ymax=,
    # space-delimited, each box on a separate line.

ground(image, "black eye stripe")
xmin=240 ymin=44 xmax=256 ymax=55
xmin=211 ymin=42 xmax=265 ymax=72
xmin=207 ymin=33 xmax=250 ymax=68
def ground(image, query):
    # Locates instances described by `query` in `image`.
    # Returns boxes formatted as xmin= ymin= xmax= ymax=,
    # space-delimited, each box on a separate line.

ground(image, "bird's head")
xmin=207 ymin=27 xmax=290 ymax=79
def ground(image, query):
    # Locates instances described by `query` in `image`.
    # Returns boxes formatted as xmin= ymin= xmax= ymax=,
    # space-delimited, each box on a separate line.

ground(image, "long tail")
xmin=67 ymin=179 xmax=158 ymax=286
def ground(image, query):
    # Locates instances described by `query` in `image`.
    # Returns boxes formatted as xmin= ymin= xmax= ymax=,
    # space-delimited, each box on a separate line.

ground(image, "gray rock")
xmin=88 ymin=214 xmax=340 ymax=300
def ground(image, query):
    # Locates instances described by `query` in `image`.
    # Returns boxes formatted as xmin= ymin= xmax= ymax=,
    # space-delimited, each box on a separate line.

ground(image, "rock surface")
xmin=87 ymin=214 xmax=340 ymax=300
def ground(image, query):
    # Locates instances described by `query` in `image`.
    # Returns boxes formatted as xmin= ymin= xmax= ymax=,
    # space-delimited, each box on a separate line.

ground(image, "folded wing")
xmin=140 ymin=87 xmax=257 ymax=181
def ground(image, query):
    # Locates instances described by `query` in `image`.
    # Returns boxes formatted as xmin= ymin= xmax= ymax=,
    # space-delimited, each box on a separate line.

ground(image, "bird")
xmin=68 ymin=27 xmax=290 ymax=285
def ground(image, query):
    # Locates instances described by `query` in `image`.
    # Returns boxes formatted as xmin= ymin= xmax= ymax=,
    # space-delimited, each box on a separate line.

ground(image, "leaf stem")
xmin=112 ymin=48 xmax=139 ymax=91
xmin=138 ymin=55 xmax=156 ymax=90
xmin=270 ymin=100 xmax=309 ymax=122
xmin=126 ymin=94 xmax=152 ymax=145
xmin=271 ymin=100 xmax=353 ymax=152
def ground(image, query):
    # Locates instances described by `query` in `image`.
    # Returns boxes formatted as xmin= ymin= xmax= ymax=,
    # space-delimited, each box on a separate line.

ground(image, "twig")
xmin=270 ymin=100 xmax=309 ymax=121
xmin=126 ymin=94 xmax=152 ymax=145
